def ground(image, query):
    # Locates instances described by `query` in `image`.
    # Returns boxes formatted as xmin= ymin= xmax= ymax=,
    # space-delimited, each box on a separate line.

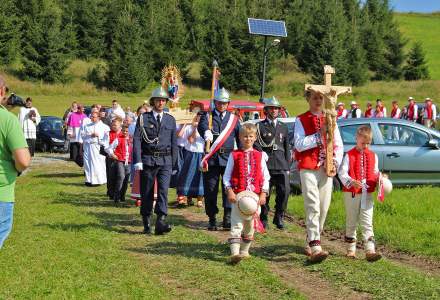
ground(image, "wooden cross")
xmin=304 ymin=65 xmax=352 ymax=177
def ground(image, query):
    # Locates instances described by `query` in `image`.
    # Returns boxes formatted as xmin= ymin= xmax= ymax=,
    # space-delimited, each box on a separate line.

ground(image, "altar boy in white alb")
xmin=338 ymin=126 xmax=382 ymax=262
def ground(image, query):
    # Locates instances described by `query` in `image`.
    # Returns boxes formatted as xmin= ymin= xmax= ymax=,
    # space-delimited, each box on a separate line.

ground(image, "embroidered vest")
xmin=342 ymin=148 xmax=377 ymax=194
xmin=391 ymin=107 xmax=399 ymax=118
xmin=294 ymin=111 xmax=327 ymax=170
xmin=426 ymin=103 xmax=433 ymax=119
xmin=114 ymin=136 xmax=132 ymax=163
xmin=230 ymin=149 xmax=263 ymax=194
xmin=365 ymin=108 xmax=372 ymax=118
xmin=407 ymin=104 xmax=416 ymax=120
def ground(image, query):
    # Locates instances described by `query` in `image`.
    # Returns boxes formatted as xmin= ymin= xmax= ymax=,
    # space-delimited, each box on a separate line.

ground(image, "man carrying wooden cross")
xmin=294 ymin=65 xmax=348 ymax=263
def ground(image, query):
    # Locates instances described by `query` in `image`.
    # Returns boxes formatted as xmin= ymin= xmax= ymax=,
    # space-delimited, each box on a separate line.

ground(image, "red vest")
xmin=407 ymin=104 xmax=416 ymax=120
xmin=295 ymin=111 xmax=326 ymax=170
xmin=109 ymin=130 xmax=120 ymax=144
xmin=230 ymin=149 xmax=263 ymax=194
xmin=425 ymin=103 xmax=433 ymax=119
xmin=114 ymin=136 xmax=132 ymax=163
xmin=337 ymin=108 xmax=344 ymax=118
xmin=342 ymin=148 xmax=378 ymax=194
xmin=391 ymin=107 xmax=399 ymax=118
xmin=365 ymin=108 xmax=372 ymax=118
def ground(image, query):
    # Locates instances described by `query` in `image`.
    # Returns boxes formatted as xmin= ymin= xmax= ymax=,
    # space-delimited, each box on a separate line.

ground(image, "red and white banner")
xmin=131 ymin=170 xmax=141 ymax=200
xmin=200 ymin=114 xmax=239 ymax=170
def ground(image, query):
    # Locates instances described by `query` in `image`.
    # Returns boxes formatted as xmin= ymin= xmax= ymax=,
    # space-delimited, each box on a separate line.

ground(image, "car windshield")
xmin=41 ymin=119 xmax=63 ymax=131
xmin=378 ymin=123 xmax=429 ymax=146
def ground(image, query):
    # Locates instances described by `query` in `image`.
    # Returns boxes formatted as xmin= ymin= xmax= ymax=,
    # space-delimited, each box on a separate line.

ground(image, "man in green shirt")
xmin=0 ymin=76 xmax=31 ymax=249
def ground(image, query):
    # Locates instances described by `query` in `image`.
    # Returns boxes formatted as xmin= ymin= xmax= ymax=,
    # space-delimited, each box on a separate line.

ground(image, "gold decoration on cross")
xmin=304 ymin=65 xmax=352 ymax=177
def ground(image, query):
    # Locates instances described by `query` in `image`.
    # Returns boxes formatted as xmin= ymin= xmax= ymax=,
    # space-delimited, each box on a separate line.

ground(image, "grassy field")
xmin=1 ymin=158 xmax=439 ymax=299
xmin=395 ymin=13 xmax=440 ymax=80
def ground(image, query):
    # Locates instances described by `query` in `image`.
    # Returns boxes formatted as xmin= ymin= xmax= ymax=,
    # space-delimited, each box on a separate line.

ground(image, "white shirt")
xmin=337 ymin=109 xmax=348 ymax=120
xmin=152 ymin=110 xmax=164 ymax=122
xmin=176 ymin=124 xmax=186 ymax=147
xmin=390 ymin=108 xmax=401 ymax=119
xmin=182 ymin=124 xmax=204 ymax=153
xmin=223 ymin=150 xmax=270 ymax=192
xmin=18 ymin=107 xmax=41 ymax=139
xmin=109 ymin=105 xmax=125 ymax=120
xmin=294 ymin=113 xmax=344 ymax=168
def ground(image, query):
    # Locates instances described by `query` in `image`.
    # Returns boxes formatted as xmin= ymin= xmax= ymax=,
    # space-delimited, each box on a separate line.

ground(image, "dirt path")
xmin=172 ymin=208 xmax=372 ymax=300
xmin=286 ymin=215 xmax=440 ymax=277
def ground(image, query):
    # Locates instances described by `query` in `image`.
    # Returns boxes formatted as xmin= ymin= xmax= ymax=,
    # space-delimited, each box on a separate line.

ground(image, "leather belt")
xmin=146 ymin=150 xmax=171 ymax=157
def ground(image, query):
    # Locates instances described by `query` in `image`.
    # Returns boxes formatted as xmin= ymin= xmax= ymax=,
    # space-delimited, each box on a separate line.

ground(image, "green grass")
xmin=287 ymin=186 xmax=440 ymax=258
xmin=0 ymin=162 xmax=302 ymax=299
xmin=1 ymin=160 xmax=440 ymax=299
xmin=395 ymin=13 xmax=440 ymax=79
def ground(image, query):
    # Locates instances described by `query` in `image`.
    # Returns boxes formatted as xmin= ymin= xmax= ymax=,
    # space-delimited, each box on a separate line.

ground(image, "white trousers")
xmin=300 ymin=168 xmax=333 ymax=245
xmin=343 ymin=192 xmax=375 ymax=252
xmin=229 ymin=203 xmax=256 ymax=242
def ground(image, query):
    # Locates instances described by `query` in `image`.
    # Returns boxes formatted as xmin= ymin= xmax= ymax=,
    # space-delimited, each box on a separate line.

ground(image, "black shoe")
xmin=208 ymin=216 xmax=217 ymax=231
xmin=273 ymin=213 xmax=284 ymax=230
xmin=223 ymin=208 xmax=231 ymax=229
xmin=142 ymin=215 xmax=151 ymax=234
xmin=155 ymin=215 xmax=172 ymax=235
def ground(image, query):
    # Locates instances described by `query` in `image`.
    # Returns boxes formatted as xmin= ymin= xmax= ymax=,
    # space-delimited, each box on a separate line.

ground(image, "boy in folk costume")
xmin=294 ymin=90 xmax=343 ymax=263
xmin=338 ymin=126 xmax=382 ymax=262
xmin=107 ymin=124 xmax=132 ymax=203
xmin=423 ymin=98 xmax=437 ymax=128
xmin=406 ymin=97 xmax=418 ymax=123
xmin=348 ymin=101 xmax=362 ymax=119
xmin=223 ymin=123 xmax=270 ymax=263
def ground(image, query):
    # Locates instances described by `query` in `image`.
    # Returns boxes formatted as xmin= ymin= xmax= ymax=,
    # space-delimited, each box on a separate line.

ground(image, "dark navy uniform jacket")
xmin=254 ymin=118 xmax=291 ymax=172
xmin=133 ymin=111 xmax=178 ymax=167
xmin=198 ymin=110 xmax=240 ymax=167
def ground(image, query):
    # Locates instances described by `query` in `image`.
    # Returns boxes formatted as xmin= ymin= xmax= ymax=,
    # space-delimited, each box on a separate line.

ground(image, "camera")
xmin=6 ymin=93 xmax=25 ymax=107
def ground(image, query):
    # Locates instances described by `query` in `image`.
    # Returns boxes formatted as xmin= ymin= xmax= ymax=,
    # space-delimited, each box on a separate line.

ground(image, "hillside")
xmin=395 ymin=13 xmax=440 ymax=79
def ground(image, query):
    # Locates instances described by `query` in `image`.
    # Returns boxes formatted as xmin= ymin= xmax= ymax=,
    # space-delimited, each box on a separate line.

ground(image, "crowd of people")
xmin=56 ymin=85 xmax=394 ymax=264
xmin=2 ymin=77 xmax=416 ymax=264
xmin=336 ymin=97 xmax=437 ymax=128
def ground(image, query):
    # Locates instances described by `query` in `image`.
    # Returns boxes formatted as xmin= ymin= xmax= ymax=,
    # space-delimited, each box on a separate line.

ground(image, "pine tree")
xmin=343 ymin=0 xmax=368 ymax=85
xmin=0 ymin=0 xmax=22 ymax=65
xmin=198 ymin=0 xmax=262 ymax=94
xmin=21 ymin=0 xmax=69 ymax=83
xmin=403 ymin=42 xmax=430 ymax=81
xmin=106 ymin=3 xmax=151 ymax=93
xmin=139 ymin=0 xmax=190 ymax=81
xmin=74 ymin=0 xmax=105 ymax=59
xmin=299 ymin=0 xmax=350 ymax=85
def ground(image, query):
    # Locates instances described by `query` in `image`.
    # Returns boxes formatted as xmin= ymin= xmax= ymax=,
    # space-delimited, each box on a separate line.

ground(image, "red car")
xmin=189 ymin=99 xmax=289 ymax=121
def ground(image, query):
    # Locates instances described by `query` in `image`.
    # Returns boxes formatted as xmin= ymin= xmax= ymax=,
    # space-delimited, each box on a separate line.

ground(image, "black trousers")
xmin=112 ymin=161 xmax=130 ymax=201
xmin=261 ymin=170 xmax=290 ymax=221
xmin=140 ymin=164 xmax=171 ymax=217
xmin=70 ymin=142 xmax=81 ymax=161
xmin=203 ymin=165 xmax=231 ymax=217
xmin=106 ymin=157 xmax=116 ymax=197
xmin=26 ymin=139 xmax=36 ymax=157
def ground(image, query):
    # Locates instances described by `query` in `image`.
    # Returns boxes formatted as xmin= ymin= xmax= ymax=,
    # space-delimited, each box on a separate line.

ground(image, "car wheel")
xmin=290 ymin=185 xmax=302 ymax=195
xmin=40 ymin=142 xmax=48 ymax=152
xmin=63 ymin=140 xmax=70 ymax=153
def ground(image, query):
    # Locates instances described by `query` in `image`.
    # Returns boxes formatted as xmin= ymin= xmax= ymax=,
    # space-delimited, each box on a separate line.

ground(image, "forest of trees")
xmin=0 ymin=0 xmax=429 ymax=93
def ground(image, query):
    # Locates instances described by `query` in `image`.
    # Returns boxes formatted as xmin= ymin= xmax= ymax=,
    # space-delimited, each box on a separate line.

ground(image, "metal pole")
xmin=260 ymin=36 xmax=268 ymax=102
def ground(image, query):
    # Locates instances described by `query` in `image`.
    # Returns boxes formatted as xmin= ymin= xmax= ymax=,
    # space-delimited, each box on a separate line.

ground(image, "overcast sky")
xmin=390 ymin=0 xmax=440 ymax=13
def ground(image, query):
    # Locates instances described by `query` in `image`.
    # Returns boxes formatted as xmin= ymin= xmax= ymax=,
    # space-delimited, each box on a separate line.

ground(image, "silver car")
xmin=338 ymin=118 xmax=440 ymax=185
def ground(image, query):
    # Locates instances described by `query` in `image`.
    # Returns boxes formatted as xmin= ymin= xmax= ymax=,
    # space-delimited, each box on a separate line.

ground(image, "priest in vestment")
xmin=80 ymin=111 xmax=110 ymax=186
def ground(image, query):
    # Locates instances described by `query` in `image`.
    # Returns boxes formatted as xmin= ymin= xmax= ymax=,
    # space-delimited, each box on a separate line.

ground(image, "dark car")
xmin=36 ymin=116 xmax=69 ymax=153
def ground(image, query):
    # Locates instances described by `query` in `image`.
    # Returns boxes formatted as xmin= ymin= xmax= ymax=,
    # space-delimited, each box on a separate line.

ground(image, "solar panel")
xmin=248 ymin=18 xmax=287 ymax=37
